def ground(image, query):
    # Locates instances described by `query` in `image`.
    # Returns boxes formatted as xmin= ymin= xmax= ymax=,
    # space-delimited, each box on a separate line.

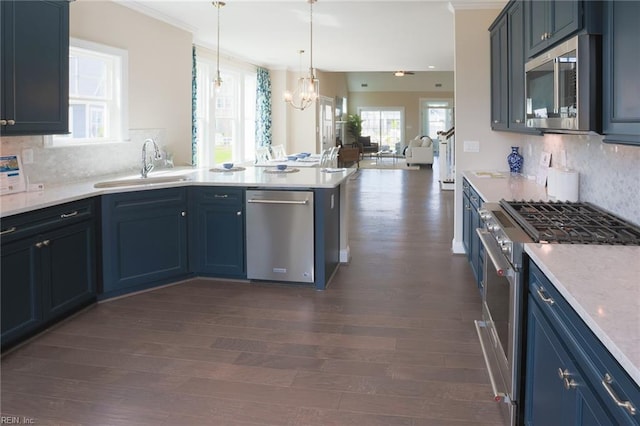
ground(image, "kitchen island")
xmin=0 ymin=166 xmax=356 ymax=348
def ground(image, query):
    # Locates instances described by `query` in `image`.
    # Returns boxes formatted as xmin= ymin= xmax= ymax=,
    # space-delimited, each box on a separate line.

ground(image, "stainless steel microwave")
xmin=525 ymin=34 xmax=601 ymax=133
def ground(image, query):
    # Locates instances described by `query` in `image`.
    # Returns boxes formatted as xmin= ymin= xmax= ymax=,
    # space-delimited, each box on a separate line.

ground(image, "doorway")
xmin=420 ymin=99 xmax=454 ymax=156
xmin=319 ymin=96 xmax=335 ymax=152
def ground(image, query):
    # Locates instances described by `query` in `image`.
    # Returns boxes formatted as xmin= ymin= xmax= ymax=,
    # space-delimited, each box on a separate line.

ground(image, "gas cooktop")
xmin=499 ymin=200 xmax=640 ymax=245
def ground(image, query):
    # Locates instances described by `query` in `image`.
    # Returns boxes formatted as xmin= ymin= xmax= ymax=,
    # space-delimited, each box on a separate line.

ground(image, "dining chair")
xmin=270 ymin=144 xmax=286 ymax=159
xmin=255 ymin=146 xmax=272 ymax=162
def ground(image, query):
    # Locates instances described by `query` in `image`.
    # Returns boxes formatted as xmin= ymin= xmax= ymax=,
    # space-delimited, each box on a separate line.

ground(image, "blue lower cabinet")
xmin=1 ymin=199 xmax=97 ymax=349
xmin=101 ymin=188 xmax=189 ymax=298
xmin=525 ymin=261 xmax=639 ymax=425
xmin=189 ymin=187 xmax=245 ymax=278
xmin=525 ymin=297 xmax=614 ymax=425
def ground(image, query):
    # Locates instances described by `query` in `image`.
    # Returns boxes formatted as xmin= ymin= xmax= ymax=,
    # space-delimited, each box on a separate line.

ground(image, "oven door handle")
xmin=477 ymin=229 xmax=512 ymax=277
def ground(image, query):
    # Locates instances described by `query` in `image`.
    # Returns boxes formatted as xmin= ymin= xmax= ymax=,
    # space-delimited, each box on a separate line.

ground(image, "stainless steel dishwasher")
xmin=246 ymin=189 xmax=314 ymax=283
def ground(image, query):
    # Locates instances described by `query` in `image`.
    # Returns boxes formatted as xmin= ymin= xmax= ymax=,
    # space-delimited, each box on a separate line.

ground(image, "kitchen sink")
xmin=94 ymin=175 xmax=190 ymax=188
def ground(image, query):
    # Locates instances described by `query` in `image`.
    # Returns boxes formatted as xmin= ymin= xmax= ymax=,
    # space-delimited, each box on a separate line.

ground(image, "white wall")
xmin=0 ymin=0 xmax=193 ymax=185
xmin=451 ymin=8 xmax=524 ymax=252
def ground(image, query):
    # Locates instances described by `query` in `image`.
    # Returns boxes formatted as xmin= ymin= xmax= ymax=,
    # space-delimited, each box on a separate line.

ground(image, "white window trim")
xmin=46 ymin=38 xmax=129 ymax=147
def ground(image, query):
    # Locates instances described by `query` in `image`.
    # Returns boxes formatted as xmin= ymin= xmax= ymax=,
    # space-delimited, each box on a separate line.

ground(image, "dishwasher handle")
xmin=247 ymin=198 xmax=309 ymax=206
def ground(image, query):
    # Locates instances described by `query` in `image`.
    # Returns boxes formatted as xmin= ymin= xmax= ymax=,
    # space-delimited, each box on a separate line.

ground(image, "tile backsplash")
xmin=0 ymin=129 xmax=174 ymax=186
xmin=522 ymin=133 xmax=640 ymax=226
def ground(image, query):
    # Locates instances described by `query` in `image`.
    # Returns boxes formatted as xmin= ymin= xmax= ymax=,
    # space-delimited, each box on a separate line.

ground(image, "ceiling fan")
xmin=393 ymin=71 xmax=415 ymax=77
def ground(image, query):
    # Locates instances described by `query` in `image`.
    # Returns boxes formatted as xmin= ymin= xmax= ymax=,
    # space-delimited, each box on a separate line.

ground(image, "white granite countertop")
xmin=463 ymin=170 xmax=549 ymax=202
xmin=525 ymin=243 xmax=640 ymax=386
xmin=0 ymin=166 xmax=356 ymax=218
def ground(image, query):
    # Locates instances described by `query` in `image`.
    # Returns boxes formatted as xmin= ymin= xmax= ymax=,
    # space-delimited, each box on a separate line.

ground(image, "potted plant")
xmin=346 ymin=114 xmax=362 ymax=144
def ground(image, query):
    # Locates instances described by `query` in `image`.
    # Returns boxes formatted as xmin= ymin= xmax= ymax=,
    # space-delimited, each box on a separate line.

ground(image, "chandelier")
xmin=212 ymin=1 xmax=225 ymax=90
xmin=284 ymin=0 xmax=319 ymax=111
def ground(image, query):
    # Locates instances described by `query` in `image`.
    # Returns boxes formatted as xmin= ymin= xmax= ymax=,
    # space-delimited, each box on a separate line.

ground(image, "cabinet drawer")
xmin=462 ymin=178 xmax=471 ymax=197
xmin=194 ymin=187 xmax=244 ymax=206
xmin=1 ymin=198 xmax=95 ymax=243
xmin=469 ymin=186 xmax=482 ymax=209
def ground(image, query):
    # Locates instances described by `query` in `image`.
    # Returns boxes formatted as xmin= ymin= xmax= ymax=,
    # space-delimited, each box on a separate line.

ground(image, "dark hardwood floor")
xmin=1 ymin=166 xmax=505 ymax=425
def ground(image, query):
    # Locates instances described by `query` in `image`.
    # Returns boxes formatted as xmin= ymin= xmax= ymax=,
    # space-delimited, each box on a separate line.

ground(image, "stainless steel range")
xmin=474 ymin=200 xmax=640 ymax=425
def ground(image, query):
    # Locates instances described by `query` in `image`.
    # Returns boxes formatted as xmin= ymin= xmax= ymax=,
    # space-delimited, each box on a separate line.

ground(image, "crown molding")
xmin=114 ymin=1 xmax=198 ymax=34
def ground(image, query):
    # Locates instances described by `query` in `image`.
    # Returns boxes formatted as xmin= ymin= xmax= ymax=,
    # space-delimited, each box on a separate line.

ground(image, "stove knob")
xmin=488 ymin=224 xmax=499 ymax=232
xmin=501 ymin=243 xmax=511 ymax=255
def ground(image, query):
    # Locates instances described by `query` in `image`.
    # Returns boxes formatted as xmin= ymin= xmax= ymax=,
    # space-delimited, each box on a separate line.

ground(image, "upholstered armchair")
xmin=354 ymin=136 xmax=379 ymax=158
xmin=405 ymin=136 xmax=434 ymax=166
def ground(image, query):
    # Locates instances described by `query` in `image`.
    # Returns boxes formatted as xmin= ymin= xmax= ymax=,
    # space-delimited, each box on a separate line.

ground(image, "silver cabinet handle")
xmin=181 ymin=211 xmax=186 ymax=217
xmin=214 ymin=194 xmax=228 ymax=198
xmin=60 ymin=211 xmax=78 ymax=219
xmin=515 ymin=119 xmax=522 ymax=124
xmin=493 ymin=120 xmax=499 ymax=124
xmin=36 ymin=240 xmax=51 ymax=248
xmin=7 ymin=119 xmax=16 ymax=125
xmin=558 ymin=368 xmax=577 ymax=390
xmin=536 ymin=287 xmax=555 ymax=305
xmin=0 ymin=226 xmax=16 ymax=235
xmin=236 ymin=211 xmax=242 ymax=216
xmin=602 ymin=373 xmax=637 ymax=415
xmin=0 ymin=119 xmax=7 ymax=126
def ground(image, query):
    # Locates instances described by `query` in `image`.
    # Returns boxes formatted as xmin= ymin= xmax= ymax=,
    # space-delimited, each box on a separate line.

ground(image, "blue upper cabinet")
xmin=525 ymin=0 xmax=581 ymax=58
xmin=0 ymin=1 xmax=69 ymax=136
xmin=602 ymin=0 xmax=640 ymax=145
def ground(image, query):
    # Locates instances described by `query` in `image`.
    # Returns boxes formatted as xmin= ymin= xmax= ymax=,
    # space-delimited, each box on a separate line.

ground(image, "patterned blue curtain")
xmin=191 ymin=45 xmax=198 ymax=166
xmin=255 ymin=67 xmax=272 ymax=147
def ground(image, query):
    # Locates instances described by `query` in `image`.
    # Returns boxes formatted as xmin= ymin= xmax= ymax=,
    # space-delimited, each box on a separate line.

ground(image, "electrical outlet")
xmin=22 ymin=148 xmax=34 ymax=164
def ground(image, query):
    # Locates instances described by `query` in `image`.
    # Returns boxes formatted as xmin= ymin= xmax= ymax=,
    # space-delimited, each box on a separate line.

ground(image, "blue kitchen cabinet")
xmin=462 ymin=178 xmax=483 ymax=289
xmin=1 ymin=199 xmax=97 ymax=350
xmin=101 ymin=188 xmax=189 ymax=298
xmin=462 ymin=179 xmax=472 ymax=256
xmin=189 ymin=187 xmax=245 ymax=278
xmin=490 ymin=13 xmax=509 ymax=131
xmin=506 ymin=0 xmax=529 ymax=131
xmin=0 ymin=0 xmax=69 ymax=136
xmin=602 ymin=0 xmax=640 ymax=145
xmin=526 ymin=294 xmax=615 ymax=425
xmin=525 ymin=0 xmax=581 ymax=58
xmin=524 ymin=261 xmax=640 ymax=425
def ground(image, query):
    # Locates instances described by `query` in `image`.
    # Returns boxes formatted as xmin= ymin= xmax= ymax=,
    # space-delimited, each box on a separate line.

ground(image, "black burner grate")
xmin=499 ymin=200 xmax=640 ymax=245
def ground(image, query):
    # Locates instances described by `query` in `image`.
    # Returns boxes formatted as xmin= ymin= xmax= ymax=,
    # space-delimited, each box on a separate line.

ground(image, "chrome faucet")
xmin=141 ymin=138 xmax=162 ymax=178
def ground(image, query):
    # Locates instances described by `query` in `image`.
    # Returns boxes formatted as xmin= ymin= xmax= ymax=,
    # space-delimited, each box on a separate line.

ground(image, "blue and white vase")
xmin=507 ymin=146 xmax=523 ymax=173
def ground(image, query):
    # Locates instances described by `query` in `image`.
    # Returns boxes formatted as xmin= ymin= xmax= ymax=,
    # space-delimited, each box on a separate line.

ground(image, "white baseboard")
xmin=340 ymin=246 xmax=351 ymax=263
xmin=451 ymin=239 xmax=466 ymax=254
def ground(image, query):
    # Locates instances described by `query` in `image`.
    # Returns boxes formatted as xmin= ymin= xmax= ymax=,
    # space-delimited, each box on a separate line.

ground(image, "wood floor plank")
xmin=1 ymin=168 xmax=504 ymax=425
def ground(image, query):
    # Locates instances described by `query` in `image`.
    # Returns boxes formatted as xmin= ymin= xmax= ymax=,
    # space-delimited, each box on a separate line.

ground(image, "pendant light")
xmin=212 ymin=1 xmax=225 ymax=90
xmin=284 ymin=0 xmax=319 ymax=111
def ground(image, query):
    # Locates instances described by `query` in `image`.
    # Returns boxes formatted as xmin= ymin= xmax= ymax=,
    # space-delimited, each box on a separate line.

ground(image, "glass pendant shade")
xmin=284 ymin=0 xmax=319 ymax=111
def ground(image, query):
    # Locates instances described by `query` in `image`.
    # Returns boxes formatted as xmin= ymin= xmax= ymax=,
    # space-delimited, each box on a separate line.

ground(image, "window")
xmin=421 ymin=99 xmax=453 ymax=139
xmin=358 ymin=108 xmax=404 ymax=149
xmin=196 ymin=58 xmax=256 ymax=166
xmin=49 ymin=38 xmax=128 ymax=146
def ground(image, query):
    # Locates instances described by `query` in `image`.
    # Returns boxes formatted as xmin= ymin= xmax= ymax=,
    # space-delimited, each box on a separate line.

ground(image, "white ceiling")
xmin=120 ymin=0 xmax=504 ymax=76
